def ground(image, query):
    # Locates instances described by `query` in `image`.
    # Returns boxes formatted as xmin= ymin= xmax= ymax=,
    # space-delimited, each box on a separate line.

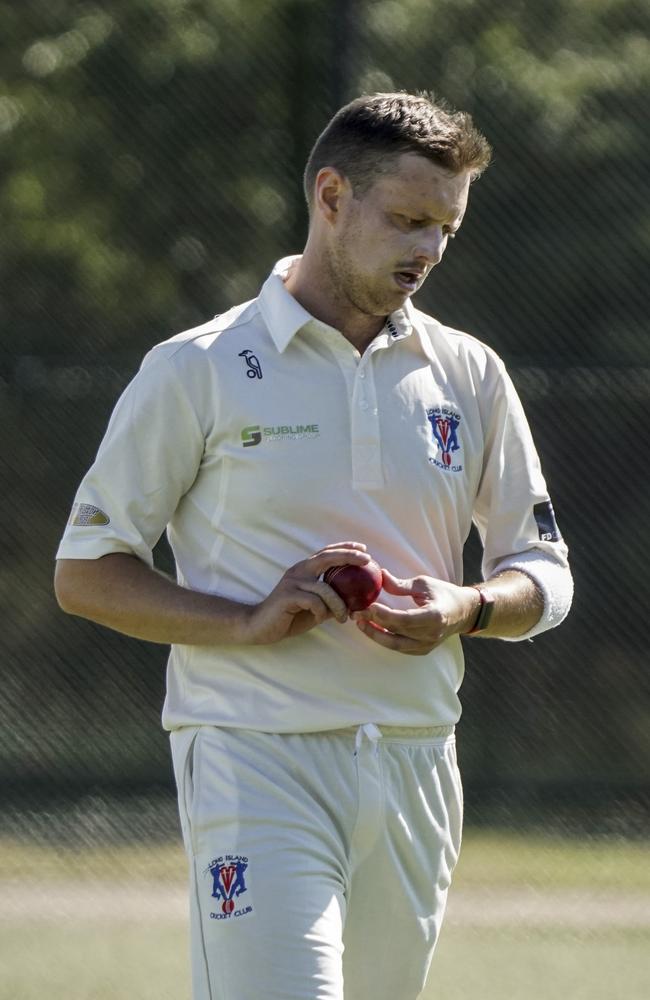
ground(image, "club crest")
xmin=206 ymin=855 xmax=253 ymax=920
xmin=427 ymin=405 xmax=463 ymax=472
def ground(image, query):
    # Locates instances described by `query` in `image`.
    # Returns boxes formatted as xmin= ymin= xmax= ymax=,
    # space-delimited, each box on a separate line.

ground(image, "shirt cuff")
xmin=491 ymin=551 xmax=574 ymax=642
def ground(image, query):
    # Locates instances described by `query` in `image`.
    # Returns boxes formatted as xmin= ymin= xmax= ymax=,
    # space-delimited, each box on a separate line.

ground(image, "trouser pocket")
xmin=170 ymin=726 xmax=200 ymax=857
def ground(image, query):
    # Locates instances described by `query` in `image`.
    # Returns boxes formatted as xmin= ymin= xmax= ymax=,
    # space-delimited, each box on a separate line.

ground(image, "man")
xmin=55 ymin=92 xmax=572 ymax=1000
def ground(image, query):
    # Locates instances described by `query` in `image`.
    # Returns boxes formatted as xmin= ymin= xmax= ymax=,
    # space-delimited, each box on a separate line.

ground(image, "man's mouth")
xmin=394 ymin=269 xmax=426 ymax=292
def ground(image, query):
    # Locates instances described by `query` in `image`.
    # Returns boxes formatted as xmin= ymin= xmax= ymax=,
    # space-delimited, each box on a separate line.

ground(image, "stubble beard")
xmin=326 ymin=235 xmax=396 ymax=320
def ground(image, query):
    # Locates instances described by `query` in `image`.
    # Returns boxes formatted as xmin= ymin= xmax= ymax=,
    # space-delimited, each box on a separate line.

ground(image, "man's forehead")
xmin=374 ymin=152 xmax=470 ymax=209
xmin=377 ymin=153 xmax=471 ymax=194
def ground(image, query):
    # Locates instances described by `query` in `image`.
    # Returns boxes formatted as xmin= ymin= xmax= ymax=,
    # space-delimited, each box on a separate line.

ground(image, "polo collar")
xmin=258 ymin=255 xmax=418 ymax=353
xmin=386 ymin=299 xmax=415 ymax=341
xmin=257 ymin=256 xmax=314 ymax=353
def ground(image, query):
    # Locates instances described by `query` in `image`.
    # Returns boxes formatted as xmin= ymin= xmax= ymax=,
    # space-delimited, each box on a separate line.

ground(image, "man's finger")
xmin=301 ymin=546 xmax=371 ymax=579
xmin=296 ymin=579 xmax=349 ymax=623
xmin=379 ymin=569 xmax=417 ymax=596
xmin=354 ymin=619 xmax=436 ymax=656
xmin=352 ymin=602 xmax=424 ymax=633
xmin=318 ymin=541 xmax=368 ymax=553
xmin=282 ymin=589 xmax=331 ymax=625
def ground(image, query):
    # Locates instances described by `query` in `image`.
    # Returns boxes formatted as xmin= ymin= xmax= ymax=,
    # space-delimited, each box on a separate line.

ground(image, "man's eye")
xmin=397 ymin=215 xmax=423 ymax=228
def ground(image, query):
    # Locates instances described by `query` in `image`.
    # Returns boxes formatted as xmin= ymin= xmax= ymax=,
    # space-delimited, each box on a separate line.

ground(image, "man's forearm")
xmin=466 ymin=569 xmax=544 ymax=638
xmin=54 ymin=553 xmax=252 ymax=645
xmin=55 ymin=542 xmax=372 ymax=648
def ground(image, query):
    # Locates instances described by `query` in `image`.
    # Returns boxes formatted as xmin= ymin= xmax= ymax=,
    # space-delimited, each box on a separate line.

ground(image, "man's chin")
xmin=348 ymin=282 xmax=412 ymax=319
xmin=383 ymin=286 xmax=413 ymax=311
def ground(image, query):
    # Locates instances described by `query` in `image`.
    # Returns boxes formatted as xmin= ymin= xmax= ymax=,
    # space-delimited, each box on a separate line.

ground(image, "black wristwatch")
xmin=466 ymin=586 xmax=495 ymax=635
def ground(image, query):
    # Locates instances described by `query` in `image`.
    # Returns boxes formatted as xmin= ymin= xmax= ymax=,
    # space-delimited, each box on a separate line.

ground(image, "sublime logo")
xmin=241 ymin=423 xmax=320 ymax=447
xmin=241 ymin=425 xmax=263 ymax=448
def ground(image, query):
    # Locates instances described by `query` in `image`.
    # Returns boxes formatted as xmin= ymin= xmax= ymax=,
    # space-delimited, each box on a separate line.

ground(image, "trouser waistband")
xmin=329 ymin=722 xmax=456 ymax=754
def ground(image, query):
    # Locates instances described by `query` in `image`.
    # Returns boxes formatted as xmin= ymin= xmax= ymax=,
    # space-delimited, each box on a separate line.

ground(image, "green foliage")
xmin=361 ymin=0 xmax=650 ymax=362
xmin=0 ymin=0 xmax=304 ymax=353
xmin=1 ymin=0 xmax=648 ymax=358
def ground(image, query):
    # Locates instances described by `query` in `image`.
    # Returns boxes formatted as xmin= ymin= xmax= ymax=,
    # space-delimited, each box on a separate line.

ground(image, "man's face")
xmin=324 ymin=152 xmax=471 ymax=318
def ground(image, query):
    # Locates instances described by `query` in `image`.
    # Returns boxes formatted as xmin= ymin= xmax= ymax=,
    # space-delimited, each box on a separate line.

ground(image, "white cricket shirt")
xmin=57 ymin=256 xmax=572 ymax=732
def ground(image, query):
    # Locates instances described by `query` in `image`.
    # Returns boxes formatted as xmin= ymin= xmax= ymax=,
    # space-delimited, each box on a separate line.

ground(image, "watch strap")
xmin=466 ymin=585 xmax=495 ymax=635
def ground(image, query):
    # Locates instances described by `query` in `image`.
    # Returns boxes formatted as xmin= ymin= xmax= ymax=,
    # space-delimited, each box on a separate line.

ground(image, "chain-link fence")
xmin=2 ymin=1 xmax=649 ymax=996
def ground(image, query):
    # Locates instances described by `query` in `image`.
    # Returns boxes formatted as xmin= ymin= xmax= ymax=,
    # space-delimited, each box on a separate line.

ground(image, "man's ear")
xmin=314 ymin=167 xmax=348 ymax=224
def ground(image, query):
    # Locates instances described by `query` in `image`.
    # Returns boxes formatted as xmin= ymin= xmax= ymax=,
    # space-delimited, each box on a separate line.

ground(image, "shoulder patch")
xmin=69 ymin=503 xmax=110 ymax=527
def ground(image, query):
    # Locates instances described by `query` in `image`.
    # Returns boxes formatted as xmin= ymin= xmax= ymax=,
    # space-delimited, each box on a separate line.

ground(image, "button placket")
xmin=351 ymin=355 xmax=383 ymax=489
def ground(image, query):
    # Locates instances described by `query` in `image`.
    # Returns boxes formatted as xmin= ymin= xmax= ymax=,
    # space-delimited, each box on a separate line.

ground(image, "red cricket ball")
xmin=323 ymin=559 xmax=383 ymax=612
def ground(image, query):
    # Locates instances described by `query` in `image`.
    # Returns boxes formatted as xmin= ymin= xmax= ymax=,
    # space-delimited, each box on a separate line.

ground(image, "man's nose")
xmin=414 ymin=228 xmax=446 ymax=265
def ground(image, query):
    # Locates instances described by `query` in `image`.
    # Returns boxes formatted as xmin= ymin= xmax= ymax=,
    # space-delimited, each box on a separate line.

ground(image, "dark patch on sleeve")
xmin=533 ymin=500 xmax=561 ymax=543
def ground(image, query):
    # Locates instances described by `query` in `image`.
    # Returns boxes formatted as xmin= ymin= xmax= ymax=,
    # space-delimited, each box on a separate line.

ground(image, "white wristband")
xmin=491 ymin=551 xmax=574 ymax=641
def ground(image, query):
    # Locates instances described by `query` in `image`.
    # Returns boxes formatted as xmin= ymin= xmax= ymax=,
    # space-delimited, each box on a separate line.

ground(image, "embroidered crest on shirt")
xmin=68 ymin=502 xmax=110 ymax=526
xmin=427 ymin=406 xmax=463 ymax=472
xmin=206 ymin=855 xmax=253 ymax=919
xmin=238 ymin=349 xmax=263 ymax=379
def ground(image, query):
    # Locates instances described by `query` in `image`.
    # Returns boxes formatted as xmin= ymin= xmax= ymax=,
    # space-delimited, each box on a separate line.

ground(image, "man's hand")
xmin=243 ymin=542 xmax=372 ymax=644
xmin=351 ymin=567 xmax=544 ymax=654
xmin=351 ymin=569 xmax=478 ymax=655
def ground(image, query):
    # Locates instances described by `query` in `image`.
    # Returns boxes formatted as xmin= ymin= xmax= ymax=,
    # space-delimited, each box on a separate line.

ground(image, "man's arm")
xmin=351 ymin=568 xmax=543 ymax=656
xmin=54 ymin=543 xmax=372 ymax=647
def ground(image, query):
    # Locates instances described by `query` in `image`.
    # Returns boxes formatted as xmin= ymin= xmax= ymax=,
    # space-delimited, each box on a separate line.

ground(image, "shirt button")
xmin=359 ymin=371 xmax=366 ymax=379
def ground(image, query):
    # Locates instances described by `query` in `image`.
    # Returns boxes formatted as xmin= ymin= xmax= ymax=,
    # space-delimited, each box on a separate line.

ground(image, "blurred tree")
xmin=1 ymin=0 xmax=648 ymax=360
xmin=360 ymin=0 xmax=650 ymax=363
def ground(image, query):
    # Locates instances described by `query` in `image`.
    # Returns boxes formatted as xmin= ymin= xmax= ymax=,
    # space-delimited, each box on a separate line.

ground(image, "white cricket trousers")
xmin=170 ymin=723 xmax=463 ymax=1000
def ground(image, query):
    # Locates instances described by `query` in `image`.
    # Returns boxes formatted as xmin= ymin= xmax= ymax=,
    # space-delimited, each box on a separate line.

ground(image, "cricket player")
xmin=55 ymin=92 xmax=573 ymax=1000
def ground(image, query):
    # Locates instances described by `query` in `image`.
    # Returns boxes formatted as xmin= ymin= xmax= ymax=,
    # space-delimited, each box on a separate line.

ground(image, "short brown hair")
xmin=303 ymin=91 xmax=492 ymax=208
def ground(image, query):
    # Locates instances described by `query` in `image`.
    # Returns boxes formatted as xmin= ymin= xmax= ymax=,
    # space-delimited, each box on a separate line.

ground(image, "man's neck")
xmin=283 ymin=254 xmax=386 ymax=354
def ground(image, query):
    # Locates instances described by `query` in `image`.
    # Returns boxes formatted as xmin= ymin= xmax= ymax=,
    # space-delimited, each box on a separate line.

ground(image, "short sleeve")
xmin=472 ymin=357 xmax=572 ymax=639
xmin=56 ymin=348 xmax=205 ymax=566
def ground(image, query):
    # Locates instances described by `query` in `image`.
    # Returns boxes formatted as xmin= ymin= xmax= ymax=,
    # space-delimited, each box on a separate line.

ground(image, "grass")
xmin=1 ymin=923 xmax=646 ymax=1000
xmin=0 ymin=831 xmax=648 ymax=1000
xmin=453 ymin=828 xmax=650 ymax=890
xmin=0 ymin=924 xmax=188 ymax=1000
xmin=3 ymin=828 xmax=648 ymax=888
xmin=429 ymin=926 xmax=649 ymax=1000
xmin=0 ymin=840 xmax=187 ymax=882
